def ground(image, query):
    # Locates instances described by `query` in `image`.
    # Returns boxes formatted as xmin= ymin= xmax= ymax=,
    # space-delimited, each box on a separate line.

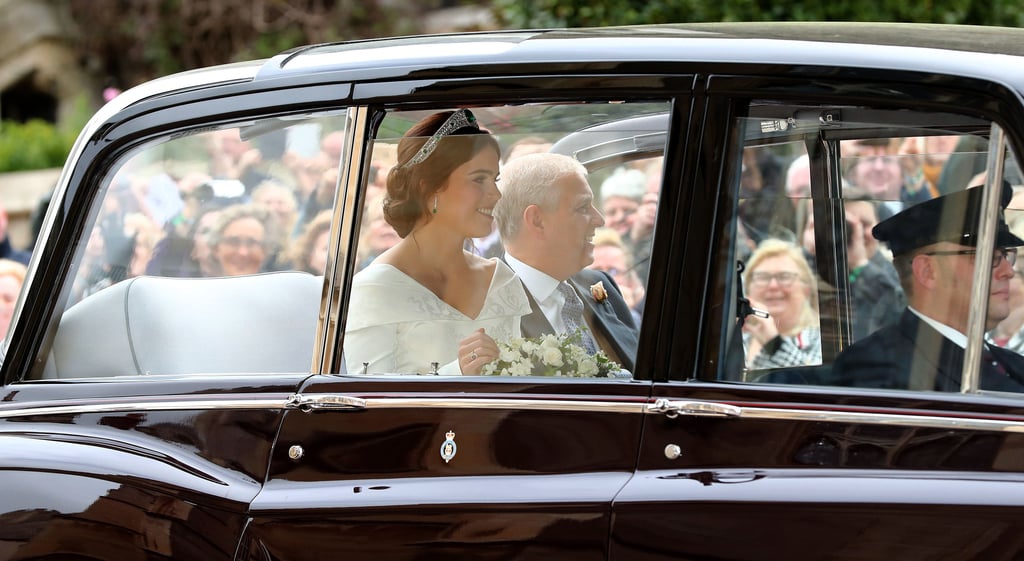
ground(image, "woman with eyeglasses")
xmin=206 ymin=203 xmax=274 ymax=277
xmin=345 ymin=109 xmax=531 ymax=375
xmin=741 ymin=238 xmax=822 ymax=370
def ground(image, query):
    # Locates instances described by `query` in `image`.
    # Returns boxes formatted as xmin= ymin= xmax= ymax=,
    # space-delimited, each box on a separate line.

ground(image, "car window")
xmin=344 ymin=101 xmax=669 ymax=377
xmin=710 ymin=102 xmax=1024 ymax=396
xmin=33 ymin=111 xmax=348 ymax=379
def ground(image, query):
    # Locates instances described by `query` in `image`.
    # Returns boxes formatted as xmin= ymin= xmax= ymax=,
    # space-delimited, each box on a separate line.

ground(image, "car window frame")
xmin=333 ymin=98 xmax=689 ymax=381
xmin=702 ymin=95 xmax=1023 ymax=398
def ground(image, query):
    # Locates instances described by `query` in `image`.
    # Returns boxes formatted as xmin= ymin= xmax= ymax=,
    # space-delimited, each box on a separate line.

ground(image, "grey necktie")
xmin=557 ymin=282 xmax=598 ymax=354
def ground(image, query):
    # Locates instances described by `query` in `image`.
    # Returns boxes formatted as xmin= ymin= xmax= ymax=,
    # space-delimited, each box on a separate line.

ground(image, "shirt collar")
xmin=908 ymin=306 xmax=968 ymax=348
xmin=504 ymin=252 xmax=560 ymax=302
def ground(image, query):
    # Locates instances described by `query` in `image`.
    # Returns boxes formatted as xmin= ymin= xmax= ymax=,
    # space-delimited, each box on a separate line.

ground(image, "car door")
xmin=611 ymin=76 xmax=1024 ymax=560
xmin=240 ymin=98 xmax=684 ymax=561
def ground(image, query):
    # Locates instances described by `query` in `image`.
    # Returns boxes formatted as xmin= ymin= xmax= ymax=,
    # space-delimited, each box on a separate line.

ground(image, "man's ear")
xmin=522 ymin=204 xmax=545 ymax=236
xmin=912 ymin=253 xmax=938 ymax=290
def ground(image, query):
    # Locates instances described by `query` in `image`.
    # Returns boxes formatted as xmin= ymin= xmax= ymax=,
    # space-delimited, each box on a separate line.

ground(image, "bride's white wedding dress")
xmin=345 ymin=259 xmax=530 ymax=374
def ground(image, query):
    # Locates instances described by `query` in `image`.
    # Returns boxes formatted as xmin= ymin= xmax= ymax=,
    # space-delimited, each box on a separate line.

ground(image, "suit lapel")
xmin=569 ymin=274 xmax=634 ymax=370
xmin=519 ymin=283 xmax=554 ymax=339
xmin=901 ymin=311 xmax=963 ymax=392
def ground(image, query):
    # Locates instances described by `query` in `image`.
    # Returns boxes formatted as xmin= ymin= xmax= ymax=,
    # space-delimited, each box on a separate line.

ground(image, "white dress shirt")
xmin=504 ymin=253 xmax=571 ymax=335
xmin=909 ymin=306 xmax=967 ymax=348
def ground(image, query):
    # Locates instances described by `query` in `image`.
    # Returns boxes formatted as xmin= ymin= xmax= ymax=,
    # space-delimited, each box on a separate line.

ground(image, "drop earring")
xmin=432 ymin=195 xmax=438 ymax=214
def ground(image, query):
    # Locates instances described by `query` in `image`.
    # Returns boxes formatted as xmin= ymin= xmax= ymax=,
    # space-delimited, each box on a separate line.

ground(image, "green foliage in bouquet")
xmin=482 ymin=329 xmax=621 ymax=377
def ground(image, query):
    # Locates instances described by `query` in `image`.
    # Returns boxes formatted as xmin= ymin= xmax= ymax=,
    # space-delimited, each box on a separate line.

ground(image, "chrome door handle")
xmin=286 ymin=393 xmax=367 ymax=412
xmin=647 ymin=398 xmax=742 ymax=419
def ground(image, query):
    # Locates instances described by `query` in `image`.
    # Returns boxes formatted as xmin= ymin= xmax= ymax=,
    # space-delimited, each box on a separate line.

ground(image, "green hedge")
xmin=0 ymin=95 xmax=92 ymax=173
xmin=0 ymin=119 xmax=78 ymax=173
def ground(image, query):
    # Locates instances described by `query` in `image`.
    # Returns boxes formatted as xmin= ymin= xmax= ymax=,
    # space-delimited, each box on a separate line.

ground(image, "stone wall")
xmin=0 ymin=0 xmax=94 ymax=124
xmin=0 ymin=167 xmax=58 ymax=251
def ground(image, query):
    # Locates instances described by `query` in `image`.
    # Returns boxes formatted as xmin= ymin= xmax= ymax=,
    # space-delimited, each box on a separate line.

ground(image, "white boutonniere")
xmin=590 ymin=281 xmax=608 ymax=303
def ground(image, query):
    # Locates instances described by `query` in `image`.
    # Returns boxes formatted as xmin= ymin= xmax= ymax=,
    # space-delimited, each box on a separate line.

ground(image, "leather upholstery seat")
xmin=44 ymin=272 xmax=323 ymax=378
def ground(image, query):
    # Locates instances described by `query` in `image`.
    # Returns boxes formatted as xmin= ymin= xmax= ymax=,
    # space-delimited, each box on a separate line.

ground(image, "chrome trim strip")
xmin=733 ymin=405 xmax=1024 ymax=434
xmin=2 ymin=393 xmax=1022 ymax=434
xmin=0 ymin=396 xmax=290 ymax=419
xmin=0 ymin=394 xmax=646 ymax=419
xmin=357 ymin=397 xmax=645 ymax=414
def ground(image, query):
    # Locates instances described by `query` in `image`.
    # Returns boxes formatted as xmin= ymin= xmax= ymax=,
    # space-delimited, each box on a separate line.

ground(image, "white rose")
xmin=577 ymin=357 xmax=599 ymax=377
xmin=541 ymin=346 xmax=564 ymax=367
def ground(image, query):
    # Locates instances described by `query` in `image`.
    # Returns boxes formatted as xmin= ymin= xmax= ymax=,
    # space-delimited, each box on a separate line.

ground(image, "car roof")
xmin=265 ymin=22 xmax=1024 ymax=85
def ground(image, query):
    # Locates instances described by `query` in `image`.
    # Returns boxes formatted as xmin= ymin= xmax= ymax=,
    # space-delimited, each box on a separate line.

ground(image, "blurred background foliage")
xmin=3 ymin=0 xmax=1022 ymax=172
xmin=493 ymin=0 xmax=1024 ymax=28
xmin=63 ymin=0 xmax=1023 ymax=92
xmin=0 ymin=95 xmax=92 ymax=172
xmin=65 ymin=0 xmax=417 ymax=87
xmin=0 ymin=119 xmax=79 ymax=173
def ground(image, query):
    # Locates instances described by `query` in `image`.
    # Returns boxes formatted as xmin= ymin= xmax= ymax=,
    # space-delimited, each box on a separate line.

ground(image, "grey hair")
xmin=494 ymin=153 xmax=588 ymax=242
xmin=207 ymin=203 xmax=274 ymax=252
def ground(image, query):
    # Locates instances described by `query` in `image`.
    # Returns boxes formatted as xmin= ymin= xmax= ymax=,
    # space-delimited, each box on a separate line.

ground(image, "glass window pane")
xmin=40 ymin=112 xmax=347 ymax=379
xmin=346 ymin=102 xmax=669 ymax=377
xmin=712 ymin=103 xmax=1024 ymax=396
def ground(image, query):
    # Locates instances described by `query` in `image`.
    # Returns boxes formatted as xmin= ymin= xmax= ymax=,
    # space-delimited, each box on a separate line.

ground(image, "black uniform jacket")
xmin=832 ymin=309 xmax=1024 ymax=393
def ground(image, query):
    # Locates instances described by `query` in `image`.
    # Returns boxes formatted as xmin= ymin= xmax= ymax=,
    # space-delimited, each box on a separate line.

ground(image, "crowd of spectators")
xmin=65 ymin=125 xmax=366 ymax=306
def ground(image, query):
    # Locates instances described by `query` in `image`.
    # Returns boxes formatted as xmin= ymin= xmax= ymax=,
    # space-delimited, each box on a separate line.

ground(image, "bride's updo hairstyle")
xmin=384 ymin=109 xmax=500 ymax=237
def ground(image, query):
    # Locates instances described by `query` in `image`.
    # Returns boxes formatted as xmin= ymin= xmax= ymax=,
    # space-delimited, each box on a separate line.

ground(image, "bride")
xmin=345 ymin=109 xmax=530 ymax=374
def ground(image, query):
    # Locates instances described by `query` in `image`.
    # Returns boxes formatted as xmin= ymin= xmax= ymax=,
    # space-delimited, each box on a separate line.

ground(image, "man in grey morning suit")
xmin=832 ymin=183 xmax=1024 ymax=392
xmin=493 ymin=153 xmax=639 ymax=371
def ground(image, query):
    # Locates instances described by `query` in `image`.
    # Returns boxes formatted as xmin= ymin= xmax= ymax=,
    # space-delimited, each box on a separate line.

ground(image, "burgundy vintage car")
xmin=3 ymin=22 xmax=1024 ymax=560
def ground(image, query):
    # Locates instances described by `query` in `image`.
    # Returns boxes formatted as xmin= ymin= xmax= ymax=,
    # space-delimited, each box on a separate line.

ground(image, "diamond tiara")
xmin=402 ymin=109 xmax=479 ymax=168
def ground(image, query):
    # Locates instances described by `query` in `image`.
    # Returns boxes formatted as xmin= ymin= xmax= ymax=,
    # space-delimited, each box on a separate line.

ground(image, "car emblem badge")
xmin=440 ymin=430 xmax=458 ymax=463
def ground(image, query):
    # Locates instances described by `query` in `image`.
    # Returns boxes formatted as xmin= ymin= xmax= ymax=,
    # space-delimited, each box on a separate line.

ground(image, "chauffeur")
xmin=832 ymin=184 xmax=1024 ymax=392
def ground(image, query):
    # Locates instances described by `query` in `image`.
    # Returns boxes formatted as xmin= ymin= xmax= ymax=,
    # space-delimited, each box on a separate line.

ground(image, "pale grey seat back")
xmin=46 ymin=272 xmax=323 ymax=378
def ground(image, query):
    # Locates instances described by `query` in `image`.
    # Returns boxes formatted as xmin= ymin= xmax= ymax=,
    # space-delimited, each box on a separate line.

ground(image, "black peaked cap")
xmin=872 ymin=182 xmax=1024 ymax=256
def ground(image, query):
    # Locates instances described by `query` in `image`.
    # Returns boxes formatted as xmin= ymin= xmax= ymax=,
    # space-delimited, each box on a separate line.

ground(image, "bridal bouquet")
xmin=482 ymin=329 xmax=622 ymax=377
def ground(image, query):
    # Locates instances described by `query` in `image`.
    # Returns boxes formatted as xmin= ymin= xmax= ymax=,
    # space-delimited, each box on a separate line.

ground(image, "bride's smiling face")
xmin=436 ymin=146 xmax=501 ymax=238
